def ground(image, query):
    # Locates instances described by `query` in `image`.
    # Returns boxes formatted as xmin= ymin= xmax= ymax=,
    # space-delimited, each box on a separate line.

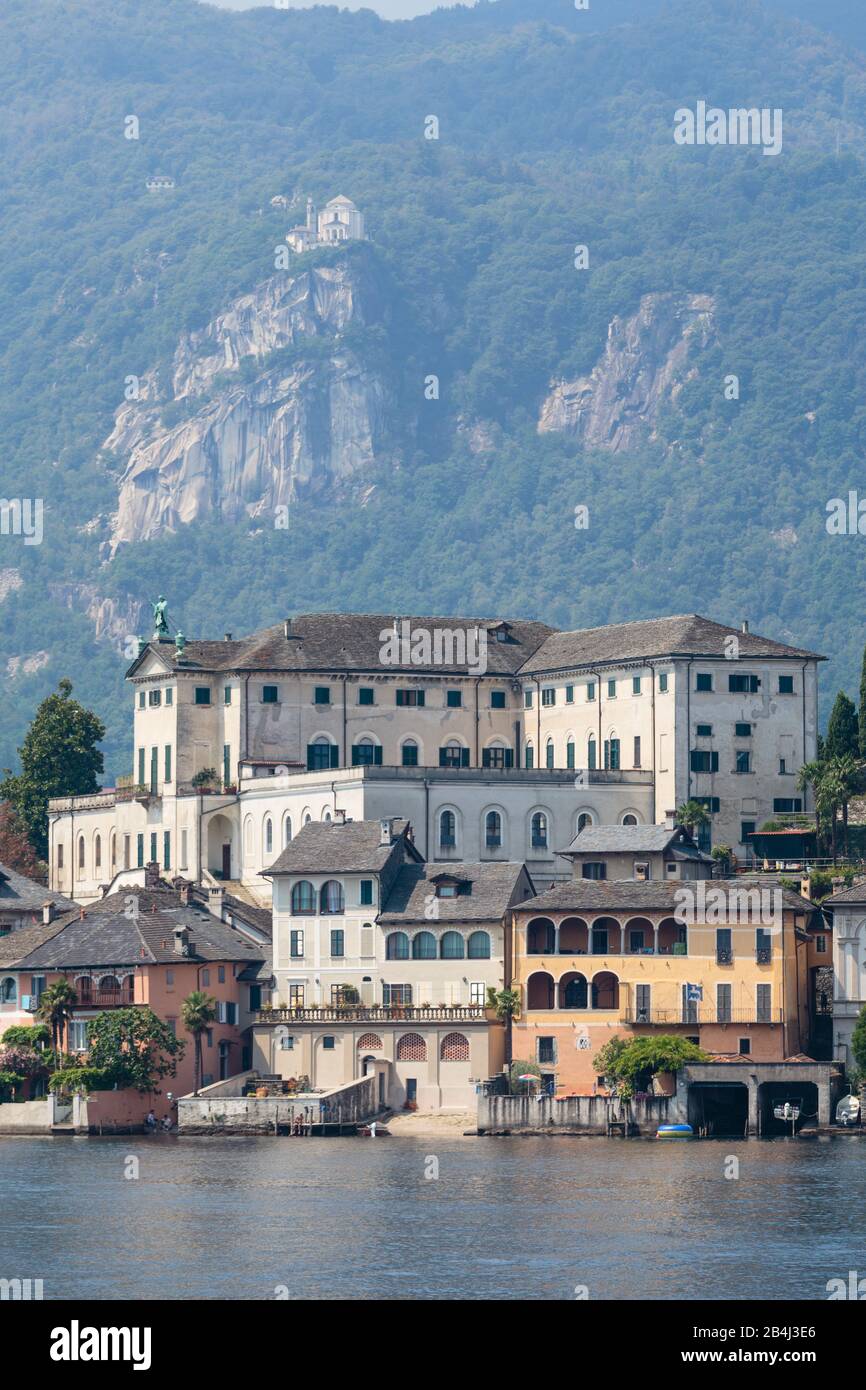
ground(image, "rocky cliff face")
xmin=106 ymin=260 xmax=390 ymax=548
xmin=538 ymin=292 xmax=716 ymax=451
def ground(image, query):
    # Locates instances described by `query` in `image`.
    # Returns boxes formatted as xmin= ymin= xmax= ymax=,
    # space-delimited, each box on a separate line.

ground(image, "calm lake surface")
xmin=1 ymin=1133 xmax=864 ymax=1300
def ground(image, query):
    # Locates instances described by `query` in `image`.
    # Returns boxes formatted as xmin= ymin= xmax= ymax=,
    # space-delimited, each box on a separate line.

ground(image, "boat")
xmin=656 ymin=1123 xmax=693 ymax=1139
xmin=773 ymin=1099 xmax=801 ymax=1122
xmin=836 ymin=1094 xmax=861 ymax=1128
xmin=357 ymin=1122 xmax=390 ymax=1137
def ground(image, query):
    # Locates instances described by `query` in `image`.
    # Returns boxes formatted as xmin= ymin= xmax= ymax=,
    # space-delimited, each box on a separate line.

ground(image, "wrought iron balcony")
xmin=624 ymin=1006 xmax=782 ymax=1025
xmin=257 ymin=1005 xmax=487 ymax=1024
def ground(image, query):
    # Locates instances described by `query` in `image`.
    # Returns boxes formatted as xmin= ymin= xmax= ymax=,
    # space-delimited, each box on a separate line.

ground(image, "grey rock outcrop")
xmin=105 ymin=260 xmax=390 ymax=548
xmin=538 ymin=292 xmax=716 ymax=451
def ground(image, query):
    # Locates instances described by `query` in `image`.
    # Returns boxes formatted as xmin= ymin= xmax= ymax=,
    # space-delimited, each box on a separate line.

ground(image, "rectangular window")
xmin=262 ymin=685 xmax=279 ymax=704
xmin=250 ymin=986 xmax=262 ymax=1012
xmin=446 ymin=690 xmax=462 ymax=708
xmin=756 ymin=928 xmax=772 ymax=962
xmin=288 ymin=985 xmax=304 ymax=1010
xmin=330 ymin=929 xmax=345 ymax=958
xmin=358 ymin=687 xmax=374 ymax=706
xmin=756 ymin=984 xmax=772 ymax=1023
xmin=696 ymin=723 xmax=713 ymax=737
xmin=138 ymin=691 xmax=145 ymax=709
xmin=735 ymin=722 xmax=752 ymax=737
xmin=280 ymin=1033 xmax=294 ymax=1050
xmin=470 ymin=982 xmax=486 ymax=1007
xmin=695 ymin=673 xmax=713 ymax=692
xmin=694 ymin=796 xmax=720 ymax=813
xmin=635 ymin=984 xmax=651 ymax=1021
xmin=202 ymin=969 xmax=210 ymax=987
xmin=541 ymin=688 xmax=555 ymax=707
xmin=603 ymin=738 xmax=620 ymax=771
xmin=352 ymin=743 xmax=383 ymax=766
xmin=482 ymin=747 xmax=514 ymax=769
xmin=165 ymin=687 xmax=173 ymax=706
xmin=586 ymin=681 xmax=596 ymax=702
xmin=401 ymin=742 xmax=418 ymax=767
xmin=632 ymin=676 xmax=641 ymax=695
xmin=491 ymin=690 xmax=506 ymax=709
xmin=163 ymin=831 xmax=170 ymax=871
xmin=565 ymin=685 xmax=574 ymax=704
xmin=629 ymin=929 xmax=645 ymax=953
xmin=150 ymin=746 xmax=158 ymax=795
xmin=537 ymin=1037 xmax=556 ymax=1065
xmin=150 ymin=832 xmax=157 ymax=864
xmin=136 ymin=834 xmax=144 ymax=868
xmin=396 ymin=689 xmax=424 ymax=707
xmin=69 ymin=1020 xmax=89 ymax=1053
xmin=194 ymin=687 xmax=211 ymax=705
xmin=224 ymin=686 xmax=232 ymax=705
xmin=778 ymin=675 xmax=794 ymax=694
xmin=123 ymin=835 xmax=130 ymax=870
xmin=524 ymin=689 xmax=533 ymax=709
xmin=716 ymin=928 xmax=732 ymax=964
xmin=218 ymin=966 xmax=226 ymax=985
xmin=307 ymin=743 xmax=339 ymax=771
xmin=439 ymin=746 xmax=470 ymax=768
xmin=314 ymin=686 xmax=330 ymax=705
xmin=658 ymin=672 xmax=669 ymax=693
xmin=148 ymin=689 xmax=161 ymax=708
xmin=360 ymin=879 xmax=373 ymax=906
xmin=582 ymin=863 xmax=607 ymax=881
xmin=57 ymin=844 xmax=64 ymax=869
xmin=738 ymin=1037 xmax=751 ymax=1056
xmin=774 ymin=798 xmax=802 ymax=813
xmin=164 ymin=745 xmax=172 ymax=783
xmin=607 ymin=679 xmax=616 ymax=698
xmin=729 ymin=674 xmax=760 ymax=693
xmin=633 ymin=736 xmax=641 ymax=768
xmin=383 ymin=983 xmax=413 ymax=1007
xmin=816 ymin=934 xmax=827 ymax=954
xmin=717 ymin=983 xmax=732 ymax=1024
xmin=741 ymin=820 xmax=756 ymax=844
xmin=290 ymin=930 xmax=304 ymax=958
xmin=690 ymin=750 xmax=719 ymax=773
xmin=735 ymin=750 xmax=751 ymax=774
xmin=591 ymin=927 xmax=608 ymax=953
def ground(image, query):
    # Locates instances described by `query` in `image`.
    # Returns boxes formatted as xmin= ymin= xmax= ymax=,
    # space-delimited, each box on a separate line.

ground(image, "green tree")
xmin=0 ymin=802 xmax=42 ymax=878
xmin=86 ymin=1007 xmax=184 ymax=1094
xmin=1 ymin=680 xmax=105 ymax=860
xmin=593 ymin=1035 xmax=708 ymax=1096
xmin=825 ymin=691 xmax=859 ymax=761
xmin=36 ymin=979 xmax=78 ymax=1069
xmin=850 ymin=1004 xmax=866 ymax=1076
xmin=675 ymin=801 xmax=710 ymax=838
xmin=1 ymin=1023 xmax=50 ymax=1049
xmin=508 ymin=1059 xmax=541 ymax=1094
xmin=180 ymin=991 xmax=217 ymax=1097
xmin=859 ymin=645 xmax=866 ymax=758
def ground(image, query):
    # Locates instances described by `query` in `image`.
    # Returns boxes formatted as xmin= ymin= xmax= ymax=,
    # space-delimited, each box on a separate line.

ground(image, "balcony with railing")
xmin=257 ymin=1005 xmax=487 ymax=1025
xmin=624 ymin=1006 xmax=783 ymax=1026
xmin=75 ymin=987 xmax=137 ymax=1009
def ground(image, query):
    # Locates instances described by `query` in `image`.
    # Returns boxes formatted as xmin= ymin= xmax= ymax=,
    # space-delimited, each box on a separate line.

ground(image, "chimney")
xmin=178 ymin=883 xmax=191 ymax=906
xmin=144 ymin=861 xmax=161 ymax=889
xmin=208 ymin=886 xmax=225 ymax=919
xmin=283 ymin=618 xmax=292 ymax=639
xmin=224 ymin=632 xmax=232 ymax=642
xmin=741 ymin=620 xmax=749 ymax=634
xmin=173 ymin=925 xmax=192 ymax=957
xmin=379 ymin=817 xmax=393 ymax=846
xmin=664 ymin=810 xmax=677 ymax=831
xmin=333 ymin=808 xmax=346 ymax=825
xmin=42 ymin=901 xmax=55 ymax=925
xmin=79 ymin=907 xmax=86 ymax=921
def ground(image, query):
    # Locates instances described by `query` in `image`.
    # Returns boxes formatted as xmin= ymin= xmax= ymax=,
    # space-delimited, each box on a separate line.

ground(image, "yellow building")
xmin=510 ymin=877 xmax=817 ymax=1092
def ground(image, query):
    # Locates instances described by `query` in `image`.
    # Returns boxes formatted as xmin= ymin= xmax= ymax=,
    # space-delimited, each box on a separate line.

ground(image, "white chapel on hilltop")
xmin=285 ymin=195 xmax=366 ymax=253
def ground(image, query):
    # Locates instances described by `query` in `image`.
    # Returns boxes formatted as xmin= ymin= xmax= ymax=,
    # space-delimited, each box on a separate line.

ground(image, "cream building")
xmin=286 ymin=195 xmax=366 ymax=253
xmin=824 ymin=883 xmax=866 ymax=1064
xmin=47 ymin=609 xmax=821 ymax=907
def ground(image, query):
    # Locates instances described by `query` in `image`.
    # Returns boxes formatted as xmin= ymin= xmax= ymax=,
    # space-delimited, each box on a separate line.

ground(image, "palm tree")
xmin=37 ymin=980 xmax=78 ymax=1070
xmin=675 ymin=800 xmax=711 ymax=840
xmin=797 ymin=758 xmax=826 ymax=841
xmin=828 ymin=754 xmax=863 ymax=857
xmin=181 ymin=991 xmax=218 ymax=1096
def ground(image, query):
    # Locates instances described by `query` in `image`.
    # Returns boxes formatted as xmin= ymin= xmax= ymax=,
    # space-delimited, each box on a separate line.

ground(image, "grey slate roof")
xmin=518 ymin=877 xmax=814 ymax=914
xmin=561 ymin=824 xmax=693 ymax=855
xmin=823 ymin=881 xmax=866 ymax=907
xmin=379 ymin=861 xmax=535 ymax=925
xmin=0 ymin=862 xmax=75 ymax=916
xmin=519 ymin=613 xmax=823 ymax=675
xmin=265 ymin=819 xmax=419 ymax=876
xmin=128 ymin=612 xmax=555 ymax=678
xmin=0 ymin=885 xmax=265 ymax=970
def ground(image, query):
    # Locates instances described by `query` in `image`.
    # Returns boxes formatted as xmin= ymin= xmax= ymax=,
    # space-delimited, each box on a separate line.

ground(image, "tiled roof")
xmin=0 ymin=885 xmax=265 ymax=970
xmin=560 ymin=824 xmax=694 ymax=855
xmin=128 ymin=612 xmax=555 ymax=678
xmin=379 ymin=862 xmax=534 ymax=925
xmin=517 ymin=877 xmax=814 ymax=914
xmin=0 ymin=862 xmax=75 ymax=915
xmin=823 ymin=881 xmax=866 ymax=906
xmin=264 ymin=819 xmax=418 ymax=876
xmin=519 ymin=613 xmax=823 ymax=674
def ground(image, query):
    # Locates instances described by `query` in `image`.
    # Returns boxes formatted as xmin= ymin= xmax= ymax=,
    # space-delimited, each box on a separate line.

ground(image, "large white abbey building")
xmin=285 ymin=195 xmax=366 ymax=254
xmin=48 ymin=610 xmax=821 ymax=907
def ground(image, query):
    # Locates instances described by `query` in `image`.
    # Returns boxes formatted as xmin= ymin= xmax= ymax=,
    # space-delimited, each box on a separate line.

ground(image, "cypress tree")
xmin=825 ymin=691 xmax=859 ymax=761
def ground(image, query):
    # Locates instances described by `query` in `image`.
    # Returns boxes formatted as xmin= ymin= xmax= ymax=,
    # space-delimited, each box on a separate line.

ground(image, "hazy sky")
xmin=204 ymin=0 xmax=467 ymax=17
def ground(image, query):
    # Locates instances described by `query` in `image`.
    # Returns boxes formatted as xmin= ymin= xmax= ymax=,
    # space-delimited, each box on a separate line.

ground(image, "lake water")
xmin=1 ymin=1133 xmax=864 ymax=1300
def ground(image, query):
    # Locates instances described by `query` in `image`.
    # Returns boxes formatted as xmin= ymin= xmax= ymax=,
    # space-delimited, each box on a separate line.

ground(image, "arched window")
xmin=531 ymin=812 xmax=548 ymax=850
xmin=485 ymin=811 xmax=502 ymax=849
xmin=396 ymin=1033 xmax=427 ymax=1061
xmin=75 ymin=975 xmax=92 ymax=1005
xmin=439 ymin=810 xmax=456 ymax=848
xmin=401 ymin=738 xmax=419 ymax=768
xmin=386 ymin=931 xmax=410 ymax=961
xmin=357 ymin=1033 xmax=383 ymax=1051
xmin=291 ymin=881 xmax=315 ymax=914
xmin=440 ymin=1032 xmax=469 ymax=1061
xmin=308 ymin=735 xmax=335 ymax=771
xmin=440 ymin=931 xmax=464 ymax=960
xmin=412 ymin=931 xmax=437 ymax=960
xmin=320 ymin=880 xmax=344 ymax=914
xmin=323 ymin=810 xmax=332 ymax=822
xmin=578 ymin=812 xmax=593 ymax=833
xmin=122 ymin=974 xmax=135 ymax=1004
xmin=283 ymin=816 xmax=293 ymax=846
xmin=264 ymin=818 xmax=273 ymax=855
xmin=468 ymin=931 xmax=491 ymax=959
xmin=94 ymin=834 xmax=101 ymax=870
xmin=304 ymin=813 xmax=312 ymax=826
xmin=77 ymin=836 xmax=85 ymax=875
xmin=110 ymin=832 xmax=116 ymax=871
xmin=545 ymin=738 xmax=554 ymax=770
xmin=440 ymin=739 xmax=466 ymax=769
xmin=99 ymin=975 xmax=120 ymax=999
xmin=243 ymin=816 xmax=253 ymax=856
xmin=588 ymin=734 xmax=597 ymax=771
xmin=622 ymin=813 xmax=638 ymax=826
xmin=0 ymin=977 xmax=17 ymax=1003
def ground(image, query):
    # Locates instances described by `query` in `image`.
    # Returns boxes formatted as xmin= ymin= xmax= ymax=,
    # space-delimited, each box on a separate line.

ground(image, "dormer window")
xmin=489 ymin=622 xmax=511 ymax=644
xmin=438 ymin=883 xmax=458 ymax=898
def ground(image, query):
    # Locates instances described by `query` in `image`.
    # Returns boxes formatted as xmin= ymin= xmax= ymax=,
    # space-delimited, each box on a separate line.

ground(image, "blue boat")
xmin=656 ymin=1123 xmax=694 ymax=1139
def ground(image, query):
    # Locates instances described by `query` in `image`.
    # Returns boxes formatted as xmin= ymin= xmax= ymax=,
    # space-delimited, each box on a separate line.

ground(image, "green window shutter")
xmin=150 ymin=832 xmax=157 ymax=863
xmin=461 ymin=748 xmax=470 ymax=767
xmin=136 ymin=834 xmax=144 ymax=867
xmin=374 ymin=746 xmax=383 ymax=765
xmin=137 ymin=748 xmax=145 ymax=785
xmin=566 ymin=743 xmax=575 ymax=770
xmin=329 ymin=745 xmax=339 ymax=769
xmin=504 ymin=749 xmax=514 ymax=768
xmin=164 ymin=745 xmax=172 ymax=783
xmin=163 ymin=831 xmax=171 ymax=871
